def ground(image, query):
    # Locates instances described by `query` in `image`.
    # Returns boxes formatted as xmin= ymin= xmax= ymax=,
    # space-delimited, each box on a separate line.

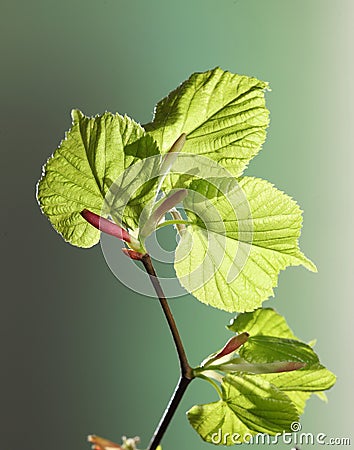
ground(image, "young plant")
xmin=36 ymin=68 xmax=335 ymax=449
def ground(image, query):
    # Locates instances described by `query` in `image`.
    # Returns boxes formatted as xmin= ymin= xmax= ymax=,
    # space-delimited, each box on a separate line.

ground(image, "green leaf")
xmin=194 ymin=309 xmax=335 ymax=439
xmin=145 ymin=67 xmax=269 ymax=177
xmin=285 ymin=391 xmax=312 ymax=415
xmin=228 ymin=310 xmax=335 ymax=418
xmin=261 ymin=365 xmax=335 ymax=415
xmin=228 ymin=307 xmax=298 ymax=339
xmin=261 ymin=363 xmax=336 ymax=392
xmin=239 ymin=336 xmax=319 ymax=365
xmin=229 ymin=310 xmax=335 ymax=418
xmin=37 ymin=110 xmax=159 ymax=247
xmin=175 ymin=177 xmax=316 ymax=312
xmin=188 ymin=373 xmax=298 ymax=445
xmin=188 ymin=401 xmax=249 ymax=445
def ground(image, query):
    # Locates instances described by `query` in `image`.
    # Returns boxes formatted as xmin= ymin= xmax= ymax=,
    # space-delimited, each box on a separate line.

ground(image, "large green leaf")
xmin=175 ymin=177 xmax=316 ymax=312
xmin=228 ymin=307 xmax=298 ymax=339
xmin=37 ymin=110 xmax=159 ymax=247
xmin=145 ymin=67 xmax=269 ymax=177
xmin=188 ymin=373 xmax=298 ymax=445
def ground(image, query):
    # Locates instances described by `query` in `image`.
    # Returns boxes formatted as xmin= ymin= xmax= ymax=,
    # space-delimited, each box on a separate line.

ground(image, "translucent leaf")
xmin=239 ymin=336 xmax=319 ymax=365
xmin=286 ymin=391 xmax=312 ymax=415
xmin=175 ymin=177 xmax=316 ymax=312
xmin=261 ymin=365 xmax=335 ymax=416
xmin=145 ymin=67 xmax=269 ymax=177
xmin=228 ymin=307 xmax=298 ymax=339
xmin=261 ymin=363 xmax=336 ymax=392
xmin=37 ymin=110 xmax=159 ymax=247
xmin=188 ymin=374 xmax=298 ymax=445
xmin=229 ymin=310 xmax=335 ymax=419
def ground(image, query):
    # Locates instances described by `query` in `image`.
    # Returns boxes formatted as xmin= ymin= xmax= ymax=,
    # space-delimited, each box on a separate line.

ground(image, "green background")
xmin=1 ymin=0 xmax=353 ymax=448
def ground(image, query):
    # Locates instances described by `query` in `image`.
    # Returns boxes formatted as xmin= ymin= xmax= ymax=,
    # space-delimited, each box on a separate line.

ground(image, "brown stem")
xmin=141 ymin=254 xmax=192 ymax=379
xmin=147 ymin=376 xmax=191 ymax=450
xmin=140 ymin=253 xmax=194 ymax=450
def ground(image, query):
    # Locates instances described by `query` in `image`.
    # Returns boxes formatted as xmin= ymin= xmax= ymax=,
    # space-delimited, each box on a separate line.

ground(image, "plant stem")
xmin=155 ymin=219 xmax=191 ymax=230
xmin=147 ymin=376 xmax=191 ymax=450
xmin=141 ymin=253 xmax=194 ymax=450
xmin=170 ymin=208 xmax=187 ymax=235
xmin=141 ymin=254 xmax=192 ymax=379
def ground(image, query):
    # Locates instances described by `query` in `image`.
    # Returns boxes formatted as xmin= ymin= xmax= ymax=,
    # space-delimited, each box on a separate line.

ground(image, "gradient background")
xmin=1 ymin=1 xmax=353 ymax=449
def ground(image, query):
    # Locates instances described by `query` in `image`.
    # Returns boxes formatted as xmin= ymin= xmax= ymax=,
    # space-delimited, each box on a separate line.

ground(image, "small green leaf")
xmin=261 ymin=363 xmax=336 ymax=391
xmin=37 ymin=110 xmax=159 ymax=247
xmin=261 ymin=365 xmax=335 ymax=416
xmin=228 ymin=307 xmax=297 ymax=339
xmin=195 ymin=308 xmax=335 ymax=431
xmin=226 ymin=309 xmax=335 ymax=418
xmin=145 ymin=67 xmax=269 ymax=177
xmin=175 ymin=177 xmax=316 ymax=312
xmin=239 ymin=336 xmax=319 ymax=365
xmin=188 ymin=373 xmax=298 ymax=445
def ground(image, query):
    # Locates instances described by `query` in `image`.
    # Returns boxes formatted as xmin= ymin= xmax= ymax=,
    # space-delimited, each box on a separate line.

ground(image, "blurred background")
xmin=1 ymin=1 xmax=353 ymax=449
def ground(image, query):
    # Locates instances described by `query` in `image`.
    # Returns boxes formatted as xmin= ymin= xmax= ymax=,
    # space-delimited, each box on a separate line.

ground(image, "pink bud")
xmin=214 ymin=332 xmax=250 ymax=360
xmin=203 ymin=332 xmax=249 ymax=367
xmin=274 ymin=361 xmax=306 ymax=373
xmin=81 ymin=209 xmax=131 ymax=242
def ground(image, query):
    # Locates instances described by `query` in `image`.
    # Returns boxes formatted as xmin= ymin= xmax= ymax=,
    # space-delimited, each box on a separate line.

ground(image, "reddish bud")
xmin=203 ymin=332 xmax=249 ymax=367
xmin=122 ymin=248 xmax=145 ymax=260
xmin=274 ymin=361 xmax=306 ymax=373
xmin=214 ymin=332 xmax=250 ymax=360
xmin=81 ymin=210 xmax=131 ymax=242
